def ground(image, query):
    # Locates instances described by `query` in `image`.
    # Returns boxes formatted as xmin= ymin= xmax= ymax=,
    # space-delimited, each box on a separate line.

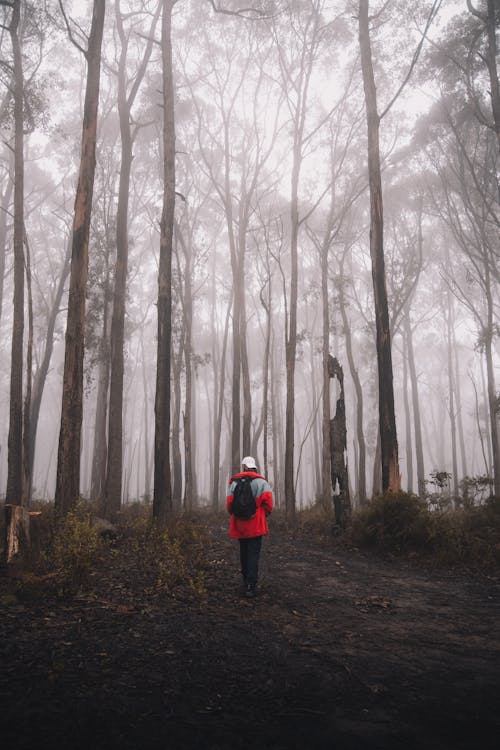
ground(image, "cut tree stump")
xmin=4 ymin=505 xmax=42 ymax=564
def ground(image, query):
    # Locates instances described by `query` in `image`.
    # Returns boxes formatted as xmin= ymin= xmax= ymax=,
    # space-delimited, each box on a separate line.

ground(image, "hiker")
xmin=227 ymin=456 xmax=273 ymax=598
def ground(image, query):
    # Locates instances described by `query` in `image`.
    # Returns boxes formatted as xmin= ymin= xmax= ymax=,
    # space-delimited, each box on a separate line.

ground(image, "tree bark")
xmin=212 ymin=292 xmax=231 ymax=510
xmin=328 ymin=356 xmax=351 ymax=525
xmin=0 ymin=164 xmax=13 ymax=324
xmin=55 ymin=0 xmax=105 ymax=518
xmin=153 ymin=0 xmax=177 ymax=523
xmin=6 ymin=0 xmax=24 ymax=508
xmin=90 ymin=262 xmax=111 ymax=506
xmin=358 ymin=0 xmax=400 ymax=494
xmin=403 ymin=310 xmax=425 ymax=497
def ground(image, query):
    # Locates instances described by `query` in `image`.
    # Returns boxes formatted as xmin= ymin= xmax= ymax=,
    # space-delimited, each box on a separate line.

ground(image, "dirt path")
xmin=1 ymin=519 xmax=499 ymax=749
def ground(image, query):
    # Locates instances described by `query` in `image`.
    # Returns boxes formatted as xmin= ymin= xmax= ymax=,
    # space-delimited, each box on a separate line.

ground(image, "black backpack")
xmin=232 ymin=476 xmax=257 ymax=520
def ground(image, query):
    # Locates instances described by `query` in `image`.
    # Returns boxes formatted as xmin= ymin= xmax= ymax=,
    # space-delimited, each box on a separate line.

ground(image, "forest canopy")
xmin=0 ymin=0 xmax=498 ymax=519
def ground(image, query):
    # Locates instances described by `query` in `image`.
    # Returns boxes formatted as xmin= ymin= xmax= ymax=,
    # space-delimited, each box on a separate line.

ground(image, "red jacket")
xmin=226 ymin=471 xmax=273 ymax=539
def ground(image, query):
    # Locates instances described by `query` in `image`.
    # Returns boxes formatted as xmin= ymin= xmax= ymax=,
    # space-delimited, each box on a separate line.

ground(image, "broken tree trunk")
xmin=328 ymin=356 xmax=351 ymax=527
xmin=4 ymin=504 xmax=41 ymax=564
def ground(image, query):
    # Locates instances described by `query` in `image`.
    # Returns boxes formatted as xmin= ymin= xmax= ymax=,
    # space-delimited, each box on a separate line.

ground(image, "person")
xmin=226 ymin=456 xmax=273 ymax=598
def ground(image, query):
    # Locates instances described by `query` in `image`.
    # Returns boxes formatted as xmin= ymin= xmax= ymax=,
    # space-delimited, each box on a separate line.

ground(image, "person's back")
xmin=226 ymin=456 xmax=273 ymax=597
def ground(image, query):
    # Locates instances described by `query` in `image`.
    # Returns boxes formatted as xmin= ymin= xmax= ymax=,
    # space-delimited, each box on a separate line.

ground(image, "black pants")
xmin=239 ymin=536 xmax=262 ymax=585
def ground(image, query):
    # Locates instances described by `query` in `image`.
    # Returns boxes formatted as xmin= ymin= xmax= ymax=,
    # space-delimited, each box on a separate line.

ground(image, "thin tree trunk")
xmin=6 ymin=0 xmax=25 ymax=508
xmin=104 ymin=2 xmax=159 ymax=519
xmin=483 ymin=266 xmax=500 ymax=497
xmin=359 ymin=0 xmax=400 ymax=493
xmin=404 ymin=310 xmax=425 ymax=496
xmin=212 ymin=292 xmax=231 ymax=510
xmin=29 ymin=243 xmax=71 ymax=495
xmin=171 ymin=326 xmax=184 ymax=508
xmin=402 ymin=331 xmax=413 ymax=494
xmin=320 ymin=234 xmax=332 ymax=509
xmin=446 ymin=291 xmax=459 ymax=499
xmin=454 ymin=336 xmax=468 ymax=481
xmin=259 ymin=274 xmax=271 ymax=479
xmin=55 ymin=0 xmax=105 ymax=518
xmin=139 ymin=333 xmax=151 ymax=503
xmin=22 ymin=231 xmax=33 ymax=506
xmin=339 ymin=258 xmax=367 ymax=507
xmin=0 ymin=167 xmax=13 ymax=324
xmin=90 ymin=265 xmax=111 ymax=506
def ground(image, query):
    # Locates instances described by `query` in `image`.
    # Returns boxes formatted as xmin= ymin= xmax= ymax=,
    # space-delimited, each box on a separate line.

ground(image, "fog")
xmin=0 ymin=0 xmax=498 ymax=512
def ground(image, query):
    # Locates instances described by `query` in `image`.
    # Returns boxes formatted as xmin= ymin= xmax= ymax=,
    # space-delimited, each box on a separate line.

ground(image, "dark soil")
xmin=1 ymin=517 xmax=499 ymax=749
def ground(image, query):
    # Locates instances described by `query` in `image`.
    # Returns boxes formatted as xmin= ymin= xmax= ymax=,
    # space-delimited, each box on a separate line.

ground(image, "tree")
xmin=272 ymin=0 xmax=328 ymax=515
xmin=54 ymin=0 xmax=106 ymax=518
xmin=466 ymin=0 xmax=500 ymax=151
xmin=153 ymin=0 xmax=177 ymax=524
xmin=4 ymin=0 xmax=25 ymax=506
xmin=104 ymin=0 xmax=161 ymax=520
xmin=357 ymin=0 xmax=441 ymax=493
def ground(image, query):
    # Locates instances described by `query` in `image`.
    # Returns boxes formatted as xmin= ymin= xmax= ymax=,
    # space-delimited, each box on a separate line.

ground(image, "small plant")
xmin=52 ymin=506 xmax=101 ymax=595
xmin=126 ymin=511 xmax=208 ymax=597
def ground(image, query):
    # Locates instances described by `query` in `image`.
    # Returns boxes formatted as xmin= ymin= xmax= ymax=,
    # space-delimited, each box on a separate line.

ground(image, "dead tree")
xmin=328 ymin=356 xmax=351 ymax=526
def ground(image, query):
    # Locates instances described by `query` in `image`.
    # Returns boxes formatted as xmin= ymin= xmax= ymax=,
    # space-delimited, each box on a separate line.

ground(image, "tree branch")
xmin=380 ymin=0 xmax=443 ymax=120
xmin=58 ymin=0 xmax=88 ymax=58
xmin=207 ymin=0 xmax=273 ymax=20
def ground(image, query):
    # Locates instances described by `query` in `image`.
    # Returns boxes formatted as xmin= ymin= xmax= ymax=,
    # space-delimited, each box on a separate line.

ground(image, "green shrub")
xmin=349 ymin=492 xmax=500 ymax=567
xmin=127 ymin=512 xmax=207 ymax=598
xmin=350 ymin=492 xmax=432 ymax=554
xmin=429 ymin=502 xmax=500 ymax=566
xmin=52 ymin=507 xmax=101 ymax=595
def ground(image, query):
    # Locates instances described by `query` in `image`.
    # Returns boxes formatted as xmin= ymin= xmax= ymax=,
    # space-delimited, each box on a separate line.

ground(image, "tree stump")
xmin=4 ymin=504 xmax=42 ymax=564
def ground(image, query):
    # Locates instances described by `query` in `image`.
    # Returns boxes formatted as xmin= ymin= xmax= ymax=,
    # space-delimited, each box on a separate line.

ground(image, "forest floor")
xmin=1 ymin=514 xmax=499 ymax=750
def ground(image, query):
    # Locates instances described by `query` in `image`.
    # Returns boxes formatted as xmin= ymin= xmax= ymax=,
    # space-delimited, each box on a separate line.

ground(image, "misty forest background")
xmin=0 ymin=0 xmax=498 ymax=525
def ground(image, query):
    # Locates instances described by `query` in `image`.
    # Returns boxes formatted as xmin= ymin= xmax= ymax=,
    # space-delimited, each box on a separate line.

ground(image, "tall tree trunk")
xmin=454 ymin=335 xmax=468 ymax=482
xmin=358 ymin=0 xmax=400 ymax=493
xmin=6 ymin=0 xmax=24 ymax=508
xmin=238 ymin=197 xmax=252 ymax=457
xmin=483 ymin=266 xmax=500 ymax=497
xmin=171 ymin=326 xmax=184 ymax=508
xmin=180 ymin=234 xmax=193 ymax=512
xmin=259 ymin=274 xmax=272 ymax=479
xmin=153 ymin=0 xmax=176 ymax=523
xmin=212 ymin=292 xmax=231 ymax=510
xmin=340 ymin=256 xmax=367 ymax=506
xmin=90 ymin=265 xmax=111 ymax=506
xmin=404 ymin=310 xmax=425 ymax=496
xmin=0 ymin=166 xmax=13 ymax=324
xmin=30 ymin=243 xmax=71 ymax=495
xmin=285 ymin=149 xmax=299 ymax=516
xmin=105 ymin=0 xmax=160 ymax=519
xmin=272 ymin=327 xmax=284 ymax=508
xmin=139 ymin=333 xmax=152 ymax=504
xmin=22 ymin=231 xmax=33 ymax=506
xmin=445 ymin=290 xmax=459 ymax=499
xmin=55 ymin=0 xmax=105 ymax=518
xmin=402 ymin=331 xmax=414 ymax=494
xmin=320 ymin=235 xmax=332 ymax=509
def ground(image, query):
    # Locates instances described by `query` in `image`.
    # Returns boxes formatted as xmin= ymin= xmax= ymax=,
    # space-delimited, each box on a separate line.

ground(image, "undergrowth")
xmin=349 ymin=492 xmax=500 ymax=567
xmin=3 ymin=502 xmax=209 ymax=601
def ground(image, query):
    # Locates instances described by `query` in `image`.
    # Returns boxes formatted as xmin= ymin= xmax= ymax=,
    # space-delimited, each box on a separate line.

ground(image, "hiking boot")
xmin=245 ymin=583 xmax=257 ymax=599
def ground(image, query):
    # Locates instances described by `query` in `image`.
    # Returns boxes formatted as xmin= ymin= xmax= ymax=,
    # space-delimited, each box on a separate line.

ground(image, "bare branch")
xmin=380 ymin=0 xmax=443 ymax=120
xmin=58 ymin=0 xmax=88 ymax=58
xmin=207 ymin=0 xmax=273 ymax=20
